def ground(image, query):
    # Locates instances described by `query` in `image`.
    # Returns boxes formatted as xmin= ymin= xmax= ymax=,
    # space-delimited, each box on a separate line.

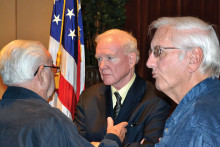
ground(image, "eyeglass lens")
xmin=34 ymin=66 xmax=60 ymax=76
xmin=149 ymin=46 xmax=161 ymax=57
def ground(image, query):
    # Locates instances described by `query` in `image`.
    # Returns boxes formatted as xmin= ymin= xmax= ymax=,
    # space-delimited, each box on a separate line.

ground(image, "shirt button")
xmin=165 ymin=128 xmax=168 ymax=132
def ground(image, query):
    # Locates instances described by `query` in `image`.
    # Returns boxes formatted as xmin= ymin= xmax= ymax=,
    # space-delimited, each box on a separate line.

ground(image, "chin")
xmin=155 ymin=82 xmax=169 ymax=94
xmin=155 ymin=81 xmax=163 ymax=91
xmin=103 ymin=79 xmax=114 ymax=85
xmin=155 ymin=85 xmax=162 ymax=91
xmin=103 ymin=81 xmax=112 ymax=85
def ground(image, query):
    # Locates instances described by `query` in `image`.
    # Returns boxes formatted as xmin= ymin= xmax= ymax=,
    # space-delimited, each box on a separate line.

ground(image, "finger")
xmin=124 ymin=128 xmax=127 ymax=133
xmin=107 ymin=117 xmax=114 ymax=127
xmin=118 ymin=122 xmax=128 ymax=128
xmin=140 ymin=139 xmax=145 ymax=144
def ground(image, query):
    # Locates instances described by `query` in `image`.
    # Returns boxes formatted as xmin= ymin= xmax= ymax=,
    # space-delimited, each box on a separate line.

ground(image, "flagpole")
xmin=76 ymin=0 xmax=82 ymax=62
xmin=55 ymin=0 xmax=66 ymax=90
xmin=76 ymin=0 xmax=82 ymax=100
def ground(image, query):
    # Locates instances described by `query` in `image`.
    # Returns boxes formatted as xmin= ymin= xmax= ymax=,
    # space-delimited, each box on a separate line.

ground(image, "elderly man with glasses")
xmin=147 ymin=16 xmax=220 ymax=146
xmin=0 ymin=40 xmax=128 ymax=147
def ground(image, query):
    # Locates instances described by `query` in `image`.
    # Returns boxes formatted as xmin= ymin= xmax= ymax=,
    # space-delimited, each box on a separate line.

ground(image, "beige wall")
xmin=0 ymin=0 xmax=53 ymax=97
xmin=16 ymin=0 xmax=53 ymax=47
xmin=0 ymin=0 xmax=16 ymax=49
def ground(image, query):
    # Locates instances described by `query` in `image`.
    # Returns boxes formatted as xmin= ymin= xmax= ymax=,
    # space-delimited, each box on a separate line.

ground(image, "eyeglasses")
xmin=149 ymin=46 xmax=181 ymax=58
xmin=34 ymin=65 xmax=60 ymax=76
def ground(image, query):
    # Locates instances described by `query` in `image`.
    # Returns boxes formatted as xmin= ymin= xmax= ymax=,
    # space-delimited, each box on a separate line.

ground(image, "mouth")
xmin=152 ymin=72 xmax=158 ymax=78
xmin=102 ymin=73 xmax=110 ymax=77
xmin=151 ymin=68 xmax=158 ymax=77
xmin=101 ymin=70 xmax=111 ymax=78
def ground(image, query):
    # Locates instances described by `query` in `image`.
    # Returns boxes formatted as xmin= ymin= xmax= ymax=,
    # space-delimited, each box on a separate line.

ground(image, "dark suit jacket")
xmin=74 ymin=75 xmax=170 ymax=146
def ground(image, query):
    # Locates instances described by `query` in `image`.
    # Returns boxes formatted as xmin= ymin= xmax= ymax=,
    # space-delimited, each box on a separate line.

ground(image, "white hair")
xmin=0 ymin=40 xmax=48 ymax=85
xmin=149 ymin=16 xmax=220 ymax=78
xmin=95 ymin=29 xmax=140 ymax=63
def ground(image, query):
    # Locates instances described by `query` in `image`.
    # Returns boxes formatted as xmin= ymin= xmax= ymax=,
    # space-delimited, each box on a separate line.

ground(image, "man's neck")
xmin=167 ymin=73 xmax=210 ymax=104
xmin=112 ymin=69 xmax=135 ymax=90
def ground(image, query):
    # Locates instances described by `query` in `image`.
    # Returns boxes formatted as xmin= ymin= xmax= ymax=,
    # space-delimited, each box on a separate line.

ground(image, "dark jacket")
xmin=0 ymin=86 xmax=121 ymax=147
xmin=74 ymin=75 xmax=170 ymax=146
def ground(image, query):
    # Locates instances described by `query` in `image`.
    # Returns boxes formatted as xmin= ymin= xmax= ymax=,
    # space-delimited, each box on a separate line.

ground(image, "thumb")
xmin=107 ymin=117 xmax=114 ymax=128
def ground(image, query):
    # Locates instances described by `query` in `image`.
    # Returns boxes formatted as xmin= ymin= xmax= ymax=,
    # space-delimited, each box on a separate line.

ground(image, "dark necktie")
xmin=114 ymin=91 xmax=122 ymax=120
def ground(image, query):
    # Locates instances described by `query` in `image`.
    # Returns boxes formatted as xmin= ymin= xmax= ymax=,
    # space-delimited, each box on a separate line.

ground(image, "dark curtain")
xmin=124 ymin=0 xmax=220 ymax=82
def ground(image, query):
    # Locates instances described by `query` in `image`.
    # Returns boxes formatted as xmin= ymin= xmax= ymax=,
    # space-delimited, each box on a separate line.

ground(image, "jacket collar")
xmin=2 ymin=86 xmax=46 ymax=103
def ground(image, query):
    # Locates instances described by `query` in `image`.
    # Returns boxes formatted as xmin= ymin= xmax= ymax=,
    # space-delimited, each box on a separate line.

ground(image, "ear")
xmin=36 ymin=66 xmax=46 ymax=86
xmin=188 ymin=47 xmax=203 ymax=73
xmin=128 ymin=52 xmax=137 ymax=68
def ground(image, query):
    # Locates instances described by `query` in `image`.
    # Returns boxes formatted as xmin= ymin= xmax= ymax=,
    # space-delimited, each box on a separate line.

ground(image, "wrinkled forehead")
xmin=151 ymin=25 xmax=208 ymax=47
xmin=96 ymin=36 xmax=123 ymax=52
xmin=151 ymin=26 xmax=176 ymax=47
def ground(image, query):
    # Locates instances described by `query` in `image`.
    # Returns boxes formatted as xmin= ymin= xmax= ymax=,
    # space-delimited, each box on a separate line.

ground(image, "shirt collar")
xmin=111 ymin=73 xmax=136 ymax=107
xmin=168 ymin=77 xmax=218 ymax=123
xmin=179 ymin=77 xmax=217 ymax=106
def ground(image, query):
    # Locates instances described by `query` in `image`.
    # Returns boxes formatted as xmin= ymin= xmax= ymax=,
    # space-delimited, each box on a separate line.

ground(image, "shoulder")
xmin=0 ymin=99 xmax=80 ymax=144
xmin=133 ymin=75 xmax=156 ymax=94
xmin=80 ymin=82 xmax=107 ymax=98
xmin=136 ymin=76 xmax=169 ymax=103
xmin=132 ymin=76 xmax=171 ymax=108
xmin=27 ymin=99 xmax=74 ymax=125
xmin=10 ymin=98 xmax=75 ymax=127
xmin=77 ymin=83 xmax=109 ymax=108
xmin=192 ymin=95 xmax=220 ymax=129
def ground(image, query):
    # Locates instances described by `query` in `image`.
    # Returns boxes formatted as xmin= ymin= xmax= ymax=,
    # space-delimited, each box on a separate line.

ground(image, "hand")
xmin=106 ymin=117 xmax=128 ymax=143
xmin=140 ymin=138 xmax=145 ymax=144
xmin=91 ymin=142 xmax=100 ymax=147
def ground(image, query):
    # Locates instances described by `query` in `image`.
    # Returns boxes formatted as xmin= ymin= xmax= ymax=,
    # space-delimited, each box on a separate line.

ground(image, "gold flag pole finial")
xmin=76 ymin=0 xmax=82 ymax=62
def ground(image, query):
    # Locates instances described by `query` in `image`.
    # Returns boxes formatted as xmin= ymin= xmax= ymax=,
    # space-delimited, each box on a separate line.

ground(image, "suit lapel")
xmin=96 ymin=84 xmax=113 ymax=123
xmin=95 ymin=84 xmax=107 ymax=123
xmin=105 ymin=86 xmax=114 ymax=118
xmin=114 ymin=75 xmax=146 ymax=124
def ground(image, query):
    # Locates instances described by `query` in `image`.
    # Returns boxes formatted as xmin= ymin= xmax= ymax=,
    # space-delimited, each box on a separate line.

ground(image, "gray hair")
xmin=0 ymin=40 xmax=48 ymax=85
xmin=95 ymin=29 xmax=140 ymax=63
xmin=149 ymin=16 xmax=220 ymax=78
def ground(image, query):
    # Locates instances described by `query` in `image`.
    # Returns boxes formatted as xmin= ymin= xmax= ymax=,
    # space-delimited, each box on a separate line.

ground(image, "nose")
xmin=146 ymin=52 xmax=157 ymax=69
xmin=99 ymin=59 xmax=107 ymax=69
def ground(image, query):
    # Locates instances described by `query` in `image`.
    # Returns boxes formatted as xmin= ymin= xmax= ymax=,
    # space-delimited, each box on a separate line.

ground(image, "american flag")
xmin=48 ymin=0 xmax=85 ymax=120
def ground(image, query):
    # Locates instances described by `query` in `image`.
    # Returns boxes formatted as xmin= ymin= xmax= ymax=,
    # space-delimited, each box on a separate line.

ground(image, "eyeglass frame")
xmin=34 ymin=65 xmax=60 ymax=76
xmin=149 ymin=46 xmax=181 ymax=58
